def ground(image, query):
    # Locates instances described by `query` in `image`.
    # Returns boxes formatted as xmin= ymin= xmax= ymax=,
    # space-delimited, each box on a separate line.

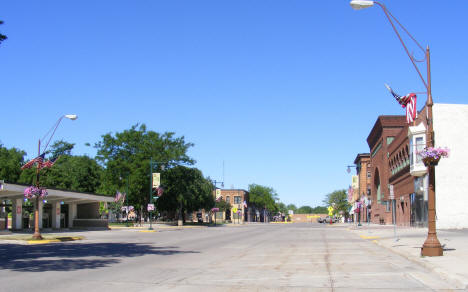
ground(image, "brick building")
xmin=352 ymin=153 xmax=372 ymax=223
xmin=366 ymin=115 xmax=407 ymax=225
xmin=216 ymin=189 xmax=249 ymax=223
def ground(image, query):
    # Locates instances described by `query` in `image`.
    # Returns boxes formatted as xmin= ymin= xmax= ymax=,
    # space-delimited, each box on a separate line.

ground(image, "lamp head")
xmin=64 ymin=114 xmax=78 ymax=120
xmin=350 ymin=0 xmax=374 ymax=10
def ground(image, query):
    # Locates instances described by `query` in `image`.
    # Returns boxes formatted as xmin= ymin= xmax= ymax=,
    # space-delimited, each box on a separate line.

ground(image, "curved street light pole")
xmin=350 ymin=0 xmax=442 ymax=256
xmin=32 ymin=114 xmax=78 ymax=240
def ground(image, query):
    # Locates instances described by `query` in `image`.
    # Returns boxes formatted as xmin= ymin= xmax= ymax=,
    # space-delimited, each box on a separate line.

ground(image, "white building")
xmin=408 ymin=103 xmax=468 ymax=229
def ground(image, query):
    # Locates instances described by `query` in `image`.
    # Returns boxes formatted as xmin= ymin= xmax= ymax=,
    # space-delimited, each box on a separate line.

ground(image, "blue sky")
xmin=1 ymin=0 xmax=467 ymax=207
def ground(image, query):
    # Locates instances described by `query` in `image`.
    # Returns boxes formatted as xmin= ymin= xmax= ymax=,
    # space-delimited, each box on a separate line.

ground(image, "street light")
xmin=350 ymin=1 xmax=443 ymax=256
xmin=32 ymin=114 xmax=78 ymax=240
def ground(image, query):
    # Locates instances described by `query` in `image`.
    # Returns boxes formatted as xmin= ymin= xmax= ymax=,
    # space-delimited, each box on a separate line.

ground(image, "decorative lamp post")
xmin=149 ymin=159 xmax=165 ymax=230
xmin=22 ymin=114 xmax=78 ymax=240
xmin=350 ymin=0 xmax=443 ymax=256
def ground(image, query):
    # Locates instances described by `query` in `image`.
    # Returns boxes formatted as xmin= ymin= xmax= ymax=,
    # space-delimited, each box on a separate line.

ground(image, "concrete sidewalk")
xmin=346 ymin=223 xmax=468 ymax=289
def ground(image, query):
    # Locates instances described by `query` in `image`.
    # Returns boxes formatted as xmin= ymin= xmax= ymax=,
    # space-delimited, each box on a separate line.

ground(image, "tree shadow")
xmin=0 ymin=243 xmax=198 ymax=272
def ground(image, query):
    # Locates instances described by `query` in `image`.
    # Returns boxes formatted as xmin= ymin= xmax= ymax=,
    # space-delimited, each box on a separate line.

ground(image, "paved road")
xmin=0 ymin=223 xmax=461 ymax=291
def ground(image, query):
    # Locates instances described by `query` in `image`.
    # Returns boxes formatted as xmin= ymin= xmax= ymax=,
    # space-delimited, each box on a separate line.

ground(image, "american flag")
xmin=385 ymin=84 xmax=417 ymax=123
xmin=40 ymin=156 xmax=60 ymax=169
xmin=21 ymin=153 xmax=45 ymax=170
xmin=114 ymin=191 xmax=126 ymax=203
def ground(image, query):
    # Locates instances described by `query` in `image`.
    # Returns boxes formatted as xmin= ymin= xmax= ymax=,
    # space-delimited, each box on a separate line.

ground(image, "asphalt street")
xmin=0 ymin=223 xmax=461 ymax=291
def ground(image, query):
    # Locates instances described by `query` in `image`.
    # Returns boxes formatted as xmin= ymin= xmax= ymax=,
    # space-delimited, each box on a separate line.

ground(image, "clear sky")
xmin=1 ymin=0 xmax=467 ymax=207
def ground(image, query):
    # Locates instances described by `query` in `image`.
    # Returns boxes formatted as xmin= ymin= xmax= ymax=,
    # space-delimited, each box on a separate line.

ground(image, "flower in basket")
xmin=418 ymin=147 xmax=450 ymax=160
xmin=24 ymin=186 xmax=48 ymax=199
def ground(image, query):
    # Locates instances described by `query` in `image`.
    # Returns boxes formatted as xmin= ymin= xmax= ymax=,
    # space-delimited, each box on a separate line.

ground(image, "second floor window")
xmin=234 ymin=196 xmax=241 ymax=204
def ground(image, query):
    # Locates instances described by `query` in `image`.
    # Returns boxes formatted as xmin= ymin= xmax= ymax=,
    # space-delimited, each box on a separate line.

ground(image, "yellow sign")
xmin=232 ymin=207 xmax=238 ymax=213
xmin=152 ymin=173 xmax=160 ymax=188
xmin=328 ymin=206 xmax=334 ymax=216
xmin=215 ymin=189 xmax=221 ymax=198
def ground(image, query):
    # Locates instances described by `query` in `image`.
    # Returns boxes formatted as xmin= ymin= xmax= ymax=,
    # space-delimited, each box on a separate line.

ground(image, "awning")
xmin=0 ymin=182 xmax=114 ymax=204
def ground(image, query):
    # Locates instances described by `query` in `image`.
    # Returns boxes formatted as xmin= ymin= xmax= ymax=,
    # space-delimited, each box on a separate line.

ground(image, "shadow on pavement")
xmin=0 ymin=243 xmax=198 ymax=272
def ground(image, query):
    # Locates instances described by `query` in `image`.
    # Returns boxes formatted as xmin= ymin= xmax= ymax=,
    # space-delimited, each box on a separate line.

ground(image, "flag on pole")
xmin=385 ymin=84 xmax=417 ymax=123
xmin=21 ymin=153 xmax=45 ymax=170
xmin=40 ymin=156 xmax=61 ymax=169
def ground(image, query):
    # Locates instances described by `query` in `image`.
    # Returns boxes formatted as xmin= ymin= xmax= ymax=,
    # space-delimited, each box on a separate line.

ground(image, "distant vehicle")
xmin=323 ymin=216 xmax=338 ymax=223
xmin=317 ymin=217 xmax=324 ymax=223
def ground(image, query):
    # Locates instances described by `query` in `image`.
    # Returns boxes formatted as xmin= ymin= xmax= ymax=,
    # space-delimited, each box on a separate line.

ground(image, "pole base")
xmin=421 ymin=235 xmax=443 ymax=256
xmin=32 ymin=233 xmax=43 ymax=240
xmin=421 ymin=245 xmax=443 ymax=257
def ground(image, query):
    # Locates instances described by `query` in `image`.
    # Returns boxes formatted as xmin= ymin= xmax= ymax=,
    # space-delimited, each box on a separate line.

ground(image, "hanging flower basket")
xmin=422 ymin=157 xmax=440 ymax=167
xmin=24 ymin=186 xmax=48 ymax=199
xmin=418 ymin=147 xmax=450 ymax=167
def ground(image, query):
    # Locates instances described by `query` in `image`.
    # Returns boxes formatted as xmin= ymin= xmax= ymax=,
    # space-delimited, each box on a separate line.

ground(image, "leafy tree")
xmin=19 ymin=154 xmax=103 ymax=193
xmin=215 ymin=196 xmax=231 ymax=211
xmin=286 ymin=204 xmax=297 ymax=213
xmin=156 ymin=166 xmax=213 ymax=224
xmin=0 ymin=20 xmax=7 ymax=46
xmin=46 ymin=140 xmax=75 ymax=159
xmin=311 ymin=206 xmax=328 ymax=214
xmin=276 ymin=202 xmax=288 ymax=215
xmin=248 ymin=184 xmax=278 ymax=212
xmin=0 ymin=144 xmax=25 ymax=182
xmin=323 ymin=189 xmax=351 ymax=216
xmin=94 ymin=124 xmax=195 ymax=211
xmin=296 ymin=205 xmax=313 ymax=214
xmin=18 ymin=141 xmax=102 ymax=193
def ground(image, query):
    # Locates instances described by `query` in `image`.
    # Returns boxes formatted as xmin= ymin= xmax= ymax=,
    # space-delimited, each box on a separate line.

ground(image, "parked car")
xmin=323 ymin=216 xmax=338 ymax=223
xmin=317 ymin=217 xmax=324 ymax=223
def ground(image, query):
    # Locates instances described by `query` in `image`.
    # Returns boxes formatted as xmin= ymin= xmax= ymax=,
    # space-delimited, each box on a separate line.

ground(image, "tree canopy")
xmin=248 ymin=184 xmax=278 ymax=212
xmin=0 ymin=144 xmax=25 ymax=182
xmin=94 ymin=124 xmax=195 ymax=210
xmin=156 ymin=166 xmax=214 ymax=222
xmin=323 ymin=189 xmax=350 ymax=216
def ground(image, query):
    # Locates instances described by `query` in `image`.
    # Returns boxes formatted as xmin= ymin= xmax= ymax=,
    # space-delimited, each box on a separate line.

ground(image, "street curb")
xmin=348 ymin=230 xmax=467 ymax=289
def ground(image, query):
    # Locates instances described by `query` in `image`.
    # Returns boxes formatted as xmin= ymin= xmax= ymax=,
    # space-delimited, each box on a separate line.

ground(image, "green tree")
xmin=215 ymin=197 xmax=231 ymax=212
xmin=46 ymin=140 xmax=75 ymax=159
xmin=0 ymin=144 xmax=25 ymax=182
xmin=311 ymin=206 xmax=328 ymax=214
xmin=94 ymin=124 xmax=195 ymax=211
xmin=19 ymin=154 xmax=103 ymax=193
xmin=276 ymin=202 xmax=288 ymax=215
xmin=248 ymin=184 xmax=278 ymax=213
xmin=0 ymin=20 xmax=7 ymax=46
xmin=286 ymin=204 xmax=297 ymax=213
xmin=296 ymin=205 xmax=313 ymax=214
xmin=18 ymin=141 xmax=102 ymax=193
xmin=323 ymin=189 xmax=351 ymax=216
xmin=156 ymin=166 xmax=213 ymax=224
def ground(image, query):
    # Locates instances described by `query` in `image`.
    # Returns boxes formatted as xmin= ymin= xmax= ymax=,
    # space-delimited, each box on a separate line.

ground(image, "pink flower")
xmin=24 ymin=186 xmax=48 ymax=199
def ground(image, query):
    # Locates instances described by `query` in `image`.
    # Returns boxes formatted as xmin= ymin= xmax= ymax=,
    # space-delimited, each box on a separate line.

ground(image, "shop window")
xmin=408 ymin=123 xmax=427 ymax=176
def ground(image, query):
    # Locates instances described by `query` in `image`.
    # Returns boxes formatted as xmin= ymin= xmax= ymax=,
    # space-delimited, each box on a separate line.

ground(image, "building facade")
xmin=366 ymin=115 xmax=407 ymax=225
xmin=358 ymin=103 xmax=468 ymax=228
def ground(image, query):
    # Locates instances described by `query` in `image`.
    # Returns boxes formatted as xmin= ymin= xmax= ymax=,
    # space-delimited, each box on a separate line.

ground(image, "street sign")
xmin=147 ymin=204 xmax=155 ymax=211
xmin=152 ymin=173 xmax=160 ymax=188
xmin=389 ymin=184 xmax=394 ymax=200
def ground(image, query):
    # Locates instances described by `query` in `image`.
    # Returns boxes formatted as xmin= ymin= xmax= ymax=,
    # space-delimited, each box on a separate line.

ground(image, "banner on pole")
xmin=152 ymin=173 xmax=160 ymax=188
